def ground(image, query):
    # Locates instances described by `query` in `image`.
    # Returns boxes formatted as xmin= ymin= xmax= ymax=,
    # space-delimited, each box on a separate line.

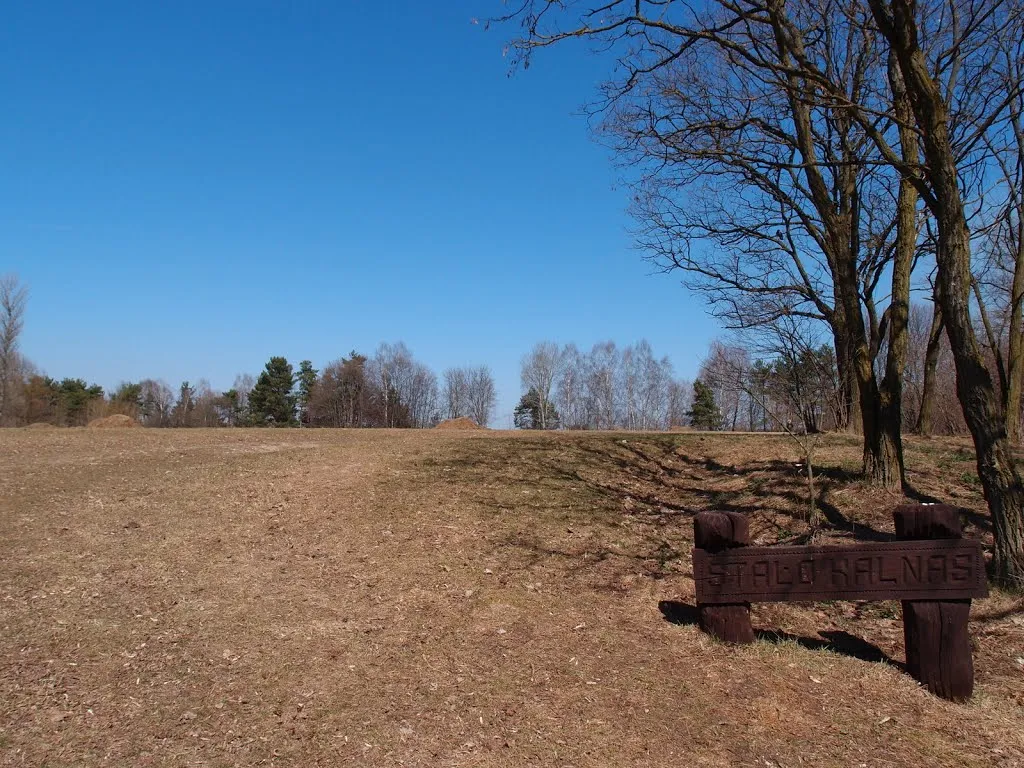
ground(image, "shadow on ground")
xmin=657 ymin=600 xmax=900 ymax=668
xmin=412 ymin=432 xmax=992 ymax=591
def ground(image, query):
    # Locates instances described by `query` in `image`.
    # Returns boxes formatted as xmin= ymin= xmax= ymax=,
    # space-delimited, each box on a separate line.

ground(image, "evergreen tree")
xmin=56 ymin=378 xmax=103 ymax=425
xmin=687 ymin=379 xmax=722 ymax=431
xmin=218 ymin=388 xmax=241 ymax=426
xmin=249 ymin=356 xmax=296 ymax=426
xmin=172 ymin=381 xmax=196 ymax=427
xmin=112 ymin=381 xmax=143 ymax=410
xmin=295 ymin=360 xmax=318 ymax=425
xmin=514 ymin=387 xmax=561 ymax=430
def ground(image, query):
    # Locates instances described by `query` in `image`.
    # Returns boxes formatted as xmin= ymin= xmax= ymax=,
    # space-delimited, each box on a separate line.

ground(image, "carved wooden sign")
xmin=693 ymin=539 xmax=988 ymax=604
xmin=690 ymin=505 xmax=988 ymax=702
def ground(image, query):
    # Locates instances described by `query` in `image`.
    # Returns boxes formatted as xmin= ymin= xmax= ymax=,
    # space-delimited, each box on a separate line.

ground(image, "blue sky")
xmin=1 ymin=1 xmax=721 ymax=424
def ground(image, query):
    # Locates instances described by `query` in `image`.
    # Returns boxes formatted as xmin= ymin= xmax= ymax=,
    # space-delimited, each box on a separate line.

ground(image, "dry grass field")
xmin=1 ymin=428 xmax=1022 ymax=767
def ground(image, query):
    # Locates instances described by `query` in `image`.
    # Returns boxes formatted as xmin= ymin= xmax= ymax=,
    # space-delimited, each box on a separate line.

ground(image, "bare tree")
xmin=442 ymin=367 xmax=470 ymax=420
xmin=864 ymin=0 xmax=1024 ymax=586
xmin=192 ymin=379 xmax=222 ymax=427
xmin=584 ymin=341 xmax=619 ymax=429
xmin=520 ymin=341 xmax=564 ymax=430
xmin=496 ymin=0 xmax=917 ymax=487
xmin=701 ymin=330 xmax=826 ymax=526
xmin=555 ymin=343 xmax=588 ymax=429
xmin=496 ymin=0 xmax=1024 ymax=584
xmin=406 ymin=363 xmax=440 ymax=428
xmin=667 ymin=378 xmax=694 ymax=428
xmin=139 ymin=379 xmax=174 ymax=427
xmin=0 ymin=274 xmax=28 ymax=426
xmin=700 ymin=342 xmax=751 ymax=431
xmin=976 ymin=36 xmax=1024 ymax=444
xmin=466 ymin=366 xmax=497 ymax=427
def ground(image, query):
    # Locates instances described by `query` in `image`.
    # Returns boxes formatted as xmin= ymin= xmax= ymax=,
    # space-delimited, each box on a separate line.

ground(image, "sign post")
xmin=690 ymin=505 xmax=988 ymax=701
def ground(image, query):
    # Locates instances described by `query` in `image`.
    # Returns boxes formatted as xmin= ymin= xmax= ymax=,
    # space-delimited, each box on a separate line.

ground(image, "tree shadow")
xmin=503 ymin=534 xmax=689 ymax=585
xmin=658 ymin=600 xmax=901 ymax=668
xmin=574 ymin=440 xmax=898 ymax=543
xmin=416 ymin=433 xmax=991 ymax=587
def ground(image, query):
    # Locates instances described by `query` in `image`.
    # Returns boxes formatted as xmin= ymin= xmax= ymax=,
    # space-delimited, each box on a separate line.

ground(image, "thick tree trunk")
xmin=848 ymin=285 xmax=902 ymax=489
xmin=869 ymin=50 xmax=916 ymax=490
xmin=916 ymin=301 xmax=943 ymax=435
xmin=1007 ymin=231 xmax=1024 ymax=444
xmin=872 ymin=0 xmax=1024 ymax=587
xmin=767 ymin=0 xmax=900 ymax=486
xmin=831 ymin=311 xmax=859 ymax=433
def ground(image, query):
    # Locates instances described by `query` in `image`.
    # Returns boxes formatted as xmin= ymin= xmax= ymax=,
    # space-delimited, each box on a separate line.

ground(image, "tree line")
xmin=495 ymin=0 xmax=1024 ymax=588
xmin=0 ymin=310 xmax=499 ymax=430
xmin=514 ymin=340 xmax=692 ymax=430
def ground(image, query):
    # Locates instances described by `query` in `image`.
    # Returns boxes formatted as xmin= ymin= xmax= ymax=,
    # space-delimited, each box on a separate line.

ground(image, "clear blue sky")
xmin=2 ymin=1 xmax=721 ymax=425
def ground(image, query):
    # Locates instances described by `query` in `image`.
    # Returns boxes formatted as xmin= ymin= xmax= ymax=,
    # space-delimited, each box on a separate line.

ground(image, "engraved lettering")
xmin=752 ymin=561 xmax=770 ymax=587
xmin=709 ymin=562 xmax=726 ymax=586
xmin=775 ymin=561 xmax=793 ymax=585
xmin=694 ymin=541 xmax=986 ymax=603
xmin=903 ymin=555 xmax=922 ymax=583
xmin=878 ymin=556 xmax=899 ymax=585
xmin=798 ymin=560 xmax=813 ymax=584
xmin=855 ymin=557 xmax=872 ymax=586
xmin=950 ymin=554 xmax=972 ymax=583
xmin=830 ymin=557 xmax=849 ymax=587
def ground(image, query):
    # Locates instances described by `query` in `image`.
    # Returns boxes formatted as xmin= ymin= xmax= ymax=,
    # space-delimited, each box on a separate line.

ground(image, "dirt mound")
xmin=26 ymin=422 xmax=57 ymax=429
xmin=434 ymin=416 xmax=485 ymax=430
xmin=87 ymin=414 xmax=140 ymax=429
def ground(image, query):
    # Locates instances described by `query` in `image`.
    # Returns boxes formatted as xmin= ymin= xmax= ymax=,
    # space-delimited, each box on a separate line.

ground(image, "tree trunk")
xmin=767 ymin=0 xmax=900 ymax=486
xmin=1006 ymin=228 xmax=1024 ymax=444
xmin=872 ymin=0 xmax=1024 ymax=587
xmin=870 ymin=49 xmax=917 ymax=490
xmin=832 ymin=301 xmax=860 ymax=434
xmin=916 ymin=301 xmax=943 ymax=435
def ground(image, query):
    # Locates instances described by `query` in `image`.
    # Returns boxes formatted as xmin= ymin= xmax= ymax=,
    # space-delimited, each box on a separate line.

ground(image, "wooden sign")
xmin=690 ymin=505 xmax=988 ymax=702
xmin=693 ymin=539 xmax=988 ymax=604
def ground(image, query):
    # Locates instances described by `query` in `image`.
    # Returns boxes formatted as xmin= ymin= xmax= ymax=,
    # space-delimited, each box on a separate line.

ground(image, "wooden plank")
xmin=693 ymin=539 xmax=988 ymax=604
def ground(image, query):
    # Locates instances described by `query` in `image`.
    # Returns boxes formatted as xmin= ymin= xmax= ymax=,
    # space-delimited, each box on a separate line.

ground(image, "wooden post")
xmin=894 ymin=504 xmax=975 ymax=701
xmin=693 ymin=511 xmax=754 ymax=644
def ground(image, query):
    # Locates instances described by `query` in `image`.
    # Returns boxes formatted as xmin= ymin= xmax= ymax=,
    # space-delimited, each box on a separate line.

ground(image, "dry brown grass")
xmin=87 ymin=414 xmax=140 ymax=429
xmin=435 ymin=417 xmax=486 ymax=430
xmin=0 ymin=428 xmax=1021 ymax=767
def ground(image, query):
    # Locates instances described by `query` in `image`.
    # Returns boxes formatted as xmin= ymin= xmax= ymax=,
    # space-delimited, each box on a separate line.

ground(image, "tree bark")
xmin=832 ymin=313 xmax=860 ymax=433
xmin=869 ymin=50 xmax=917 ymax=490
xmin=871 ymin=0 xmax=1024 ymax=587
xmin=916 ymin=301 xmax=943 ymax=435
xmin=1006 ymin=230 xmax=1024 ymax=444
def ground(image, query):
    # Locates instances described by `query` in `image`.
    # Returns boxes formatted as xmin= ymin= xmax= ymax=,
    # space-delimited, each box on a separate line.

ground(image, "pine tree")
xmin=687 ymin=379 xmax=722 ymax=431
xmin=172 ymin=381 xmax=196 ymax=427
xmin=249 ymin=356 xmax=296 ymax=426
xmin=295 ymin=360 xmax=318 ymax=425
xmin=514 ymin=387 xmax=561 ymax=430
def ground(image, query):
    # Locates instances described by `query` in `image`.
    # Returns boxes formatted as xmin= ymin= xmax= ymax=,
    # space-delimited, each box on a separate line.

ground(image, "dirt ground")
xmin=1 ymin=428 xmax=1021 ymax=767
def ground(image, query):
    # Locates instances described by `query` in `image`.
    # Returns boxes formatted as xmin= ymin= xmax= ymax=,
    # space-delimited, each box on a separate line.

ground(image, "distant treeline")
xmin=10 ymin=342 xmax=494 ymax=429
xmin=1 ymin=328 xmax=994 ymax=436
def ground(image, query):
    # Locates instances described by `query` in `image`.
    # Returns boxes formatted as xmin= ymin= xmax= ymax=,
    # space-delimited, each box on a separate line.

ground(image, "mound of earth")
xmin=87 ymin=414 xmax=140 ymax=429
xmin=434 ymin=416 xmax=485 ymax=430
xmin=26 ymin=422 xmax=57 ymax=429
